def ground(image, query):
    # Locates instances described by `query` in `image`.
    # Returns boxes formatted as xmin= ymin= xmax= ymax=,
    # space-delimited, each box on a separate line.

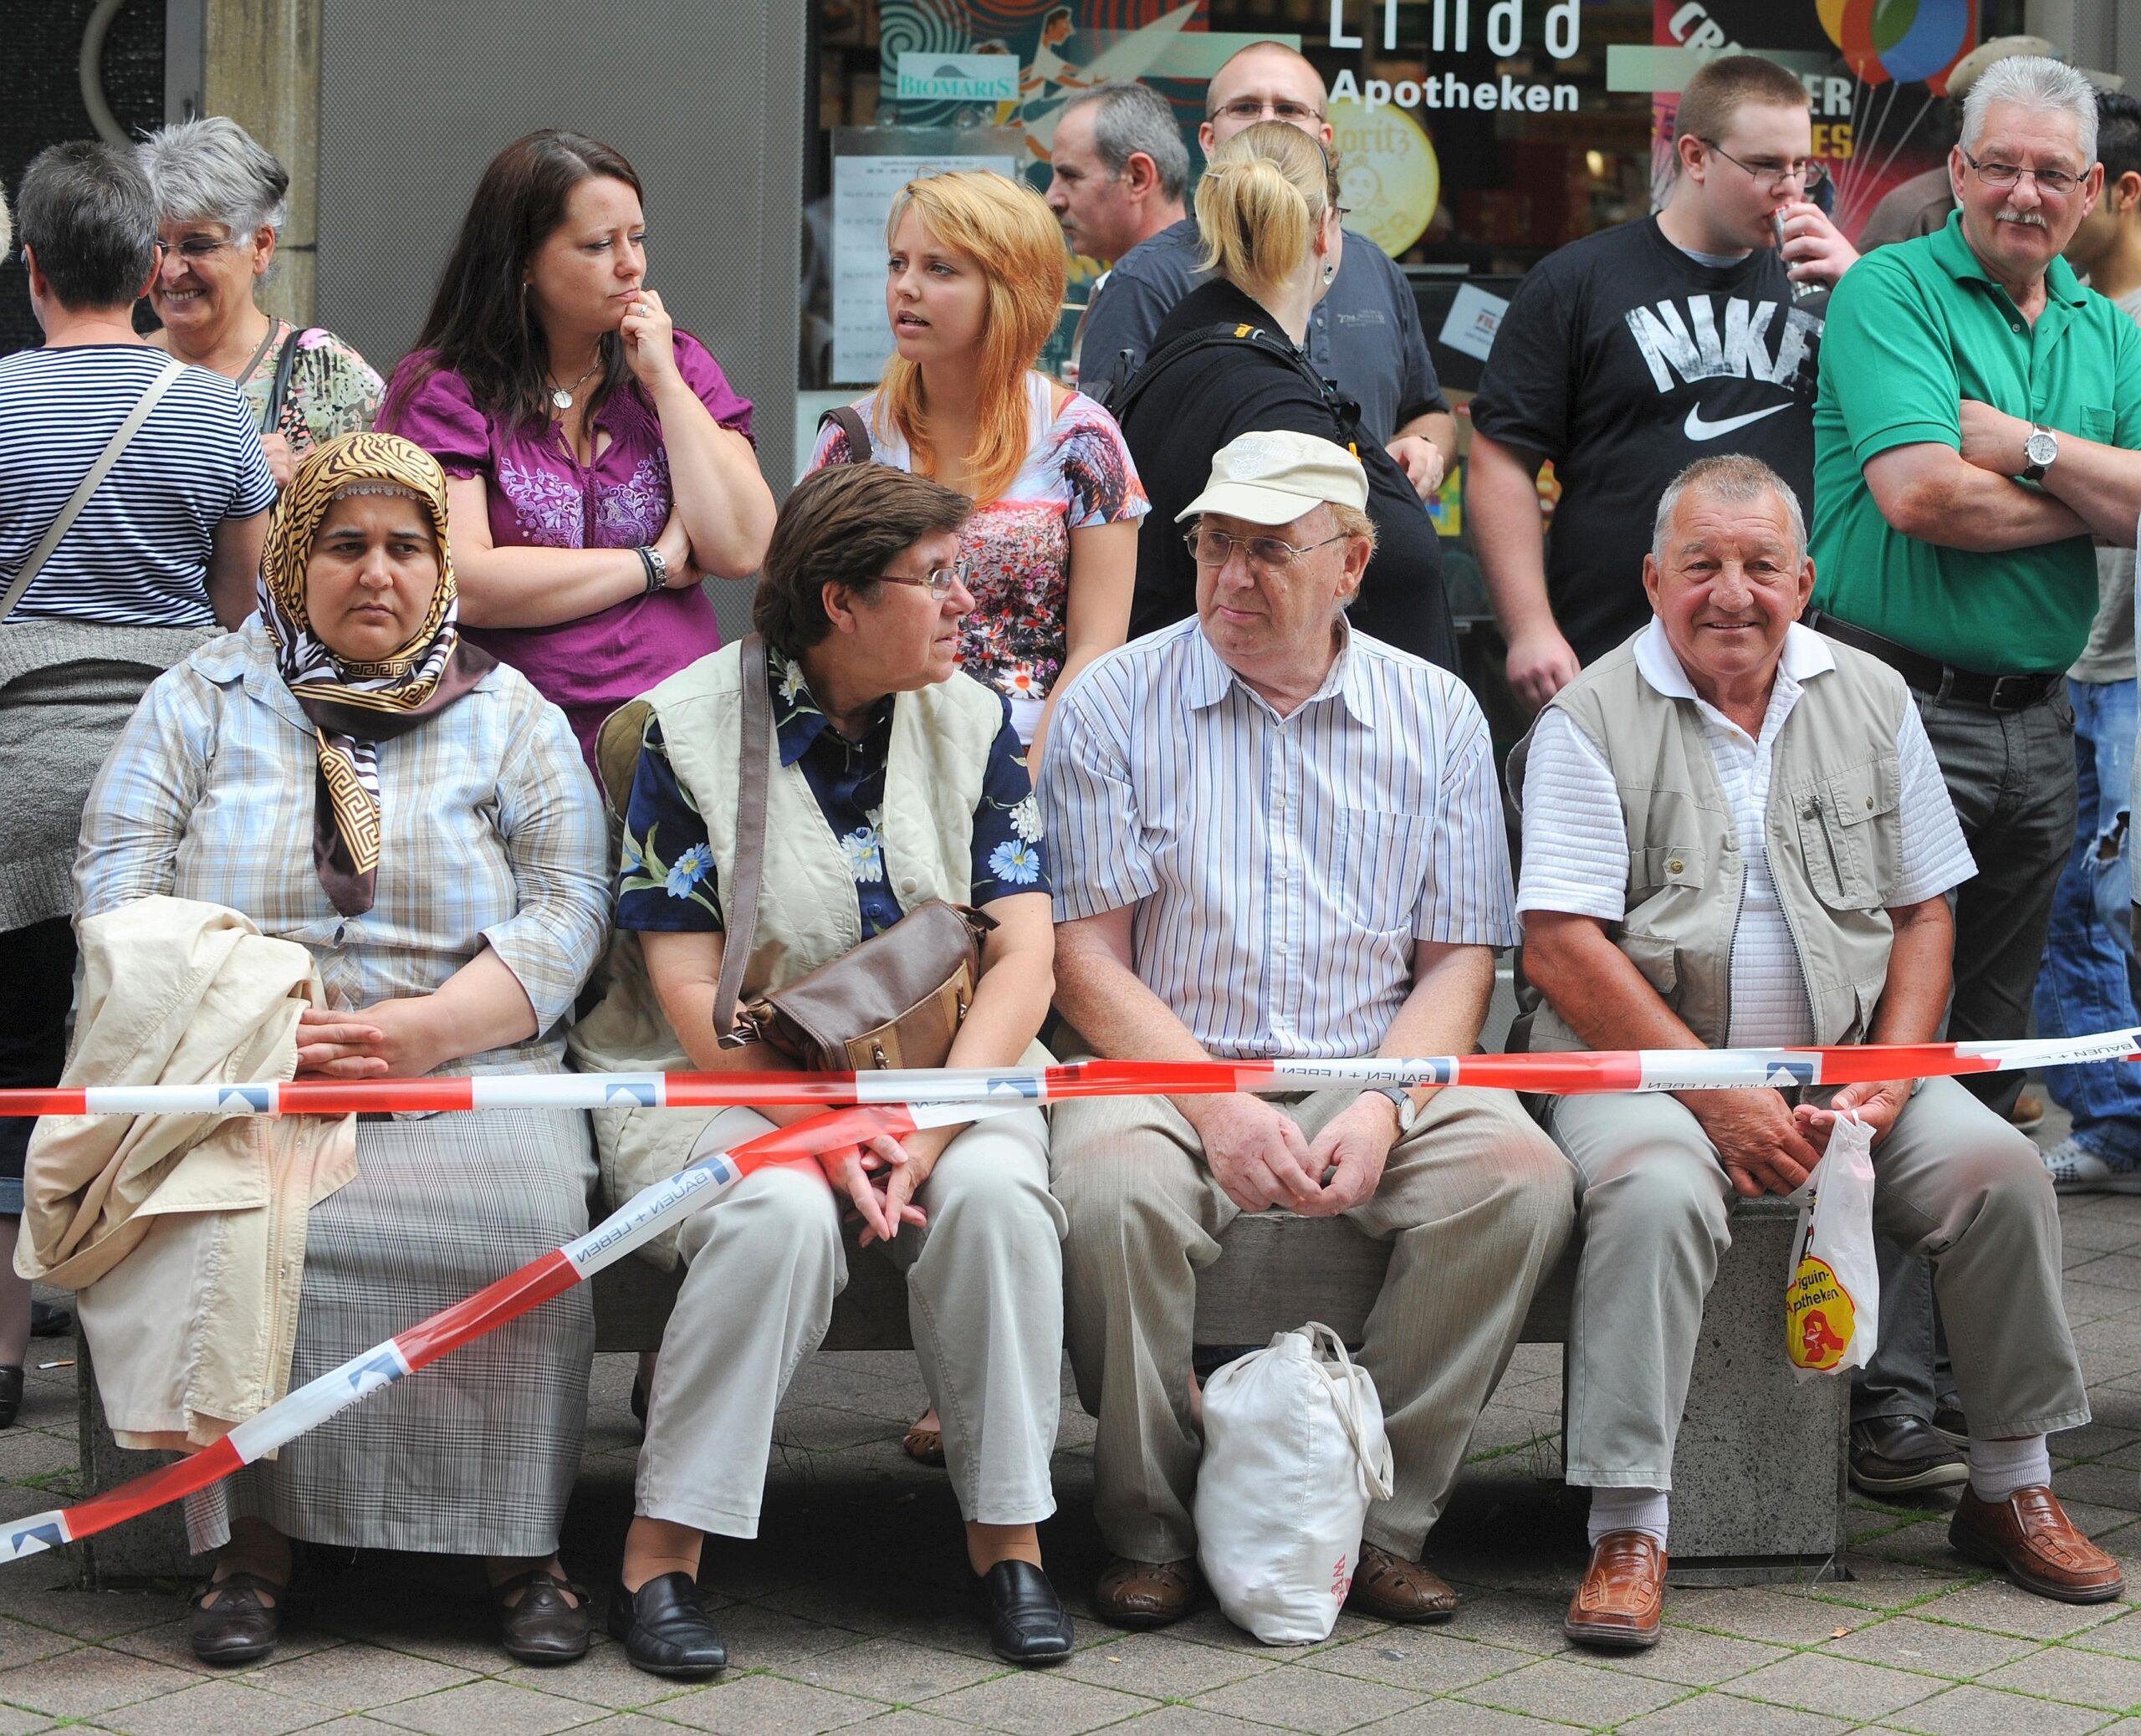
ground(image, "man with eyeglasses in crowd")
xmin=1468 ymin=54 xmax=1858 ymax=710
xmin=1810 ymin=59 xmax=2141 ymax=1297
xmin=1040 ymin=430 xmax=1574 ymax=1632
xmin=1075 ymin=41 xmax=1457 ymax=501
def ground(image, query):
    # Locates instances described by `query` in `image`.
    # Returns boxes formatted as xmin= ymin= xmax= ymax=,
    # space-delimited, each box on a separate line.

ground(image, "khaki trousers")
xmin=1546 ymin=1075 xmax=2089 ymax=1493
xmin=1050 ymin=1084 xmax=1576 ymax=1564
xmin=636 ymin=1104 xmax=1065 ymax=1537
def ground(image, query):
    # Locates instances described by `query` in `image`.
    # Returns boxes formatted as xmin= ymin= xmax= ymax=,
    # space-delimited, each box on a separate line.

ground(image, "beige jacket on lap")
xmin=16 ymin=896 xmax=355 ymax=1450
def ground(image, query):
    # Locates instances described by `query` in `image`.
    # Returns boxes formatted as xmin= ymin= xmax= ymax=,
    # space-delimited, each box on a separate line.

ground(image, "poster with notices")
xmin=830 ymin=135 xmax=1018 ymax=385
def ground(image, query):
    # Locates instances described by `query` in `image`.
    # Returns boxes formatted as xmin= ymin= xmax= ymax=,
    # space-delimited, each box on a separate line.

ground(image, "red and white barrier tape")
xmin=0 ymin=1100 xmax=1013 ymax=1565
xmin=4 ymin=1027 xmax=2138 ymax=1121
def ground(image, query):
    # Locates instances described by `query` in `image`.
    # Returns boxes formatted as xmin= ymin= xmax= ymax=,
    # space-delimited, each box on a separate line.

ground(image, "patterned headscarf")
xmin=258 ymin=431 xmax=494 ymax=917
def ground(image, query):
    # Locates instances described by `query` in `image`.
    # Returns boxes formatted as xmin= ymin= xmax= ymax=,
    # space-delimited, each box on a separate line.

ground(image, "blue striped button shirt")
xmin=1040 ymin=617 xmax=1516 ymax=1060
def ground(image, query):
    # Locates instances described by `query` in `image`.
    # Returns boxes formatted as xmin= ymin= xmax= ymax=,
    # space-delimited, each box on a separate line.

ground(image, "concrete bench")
xmin=585 ymin=1194 xmax=1847 ymax=1585
xmin=77 ymin=1197 xmax=1845 ymax=1590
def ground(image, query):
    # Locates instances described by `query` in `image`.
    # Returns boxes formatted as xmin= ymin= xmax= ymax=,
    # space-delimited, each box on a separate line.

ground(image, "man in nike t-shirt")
xmin=1468 ymin=54 xmax=1857 ymax=707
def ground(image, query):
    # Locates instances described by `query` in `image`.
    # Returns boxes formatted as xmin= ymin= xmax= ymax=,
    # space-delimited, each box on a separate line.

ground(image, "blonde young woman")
xmin=807 ymin=168 xmax=1147 ymax=772
xmin=808 ymin=167 xmax=1143 ymax=1466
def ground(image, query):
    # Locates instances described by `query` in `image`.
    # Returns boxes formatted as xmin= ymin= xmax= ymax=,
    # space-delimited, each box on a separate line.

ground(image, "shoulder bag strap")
xmin=818 ymin=405 xmax=875 ymax=465
xmin=263 ymin=326 xmax=307 ymax=434
xmin=712 ymin=631 xmax=774 ymax=1046
xmin=2 ymin=354 xmax=187 ymax=623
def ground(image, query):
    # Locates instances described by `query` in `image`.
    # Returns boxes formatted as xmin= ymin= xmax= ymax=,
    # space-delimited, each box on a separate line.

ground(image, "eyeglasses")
xmin=1959 ymin=151 xmax=2084 ymax=197
xmin=868 ymin=564 xmax=968 ymax=600
xmin=157 ymin=235 xmax=238 ymax=261
xmin=1699 ymin=140 xmax=1828 ymax=193
xmin=1209 ymin=97 xmax=1326 ymax=125
xmin=1184 ymin=525 xmax=1348 ymax=571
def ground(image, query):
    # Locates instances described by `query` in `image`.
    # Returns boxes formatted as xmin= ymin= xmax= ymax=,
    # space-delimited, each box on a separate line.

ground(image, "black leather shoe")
xmin=189 ymin=1570 xmax=283 ymax=1665
xmin=608 ymin=1572 xmax=726 ymax=1679
xmin=28 ymin=1299 xmax=71 ymax=1339
xmin=1933 ymin=1402 xmax=1970 ymax=1442
xmin=971 ymin=1559 xmax=1074 ymax=1666
xmin=493 ymin=1568 xmax=590 ymax=1665
xmin=1850 ymin=1416 xmax=1967 ymax=1495
xmin=0 ymin=1366 xmax=21 ymax=1431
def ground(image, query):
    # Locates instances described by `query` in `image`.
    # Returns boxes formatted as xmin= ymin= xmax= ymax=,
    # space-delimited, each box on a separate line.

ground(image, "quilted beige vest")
xmin=1511 ymin=635 xmax=1914 ymax=1053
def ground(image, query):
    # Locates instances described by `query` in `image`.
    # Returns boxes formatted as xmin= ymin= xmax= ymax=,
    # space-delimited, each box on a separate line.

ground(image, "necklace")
xmin=546 ymin=355 xmax=601 ymax=414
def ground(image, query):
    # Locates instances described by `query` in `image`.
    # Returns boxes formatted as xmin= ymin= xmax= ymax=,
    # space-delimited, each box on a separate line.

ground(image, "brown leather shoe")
xmin=1094 ymin=1556 xmax=1194 ymax=1629
xmin=1949 ymin=1486 xmax=2126 ymax=1603
xmin=1564 ymin=1531 xmax=1667 ymax=1648
xmin=1345 ymin=1542 xmax=1459 ymax=1622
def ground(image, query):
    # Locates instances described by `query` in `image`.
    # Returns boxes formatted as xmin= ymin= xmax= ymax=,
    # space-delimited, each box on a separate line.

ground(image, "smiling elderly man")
xmin=1040 ymin=430 xmax=1574 ymax=1631
xmin=1516 ymin=454 xmax=2119 ymax=1650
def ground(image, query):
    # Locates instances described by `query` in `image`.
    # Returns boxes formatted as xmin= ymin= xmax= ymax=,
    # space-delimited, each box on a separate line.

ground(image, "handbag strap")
xmin=2 ymin=355 xmax=187 ymax=623
xmin=819 ymin=406 xmax=875 ymax=465
xmin=711 ymin=632 xmax=774 ymax=1046
xmin=263 ymin=325 xmax=306 ymax=434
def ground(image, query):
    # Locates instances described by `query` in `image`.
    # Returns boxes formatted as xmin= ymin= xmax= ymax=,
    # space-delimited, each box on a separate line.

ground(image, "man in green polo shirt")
xmin=1811 ymin=54 xmax=2141 ymax=1494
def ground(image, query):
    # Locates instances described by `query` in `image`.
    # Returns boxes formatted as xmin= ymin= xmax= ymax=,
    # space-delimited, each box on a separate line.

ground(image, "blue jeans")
xmin=2034 ymin=676 xmax=2141 ymax=1165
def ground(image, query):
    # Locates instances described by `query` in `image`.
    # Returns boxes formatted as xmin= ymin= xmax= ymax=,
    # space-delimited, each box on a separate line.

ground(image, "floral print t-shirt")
xmin=234 ymin=321 xmax=384 ymax=457
xmin=615 ymin=644 xmax=1049 ymax=937
xmin=807 ymin=374 xmax=1148 ymax=742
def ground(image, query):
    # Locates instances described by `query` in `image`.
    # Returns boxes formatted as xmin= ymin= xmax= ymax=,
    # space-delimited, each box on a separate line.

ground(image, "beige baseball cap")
xmin=1175 ymin=430 xmax=1369 ymax=526
xmin=1945 ymin=36 xmax=2123 ymax=97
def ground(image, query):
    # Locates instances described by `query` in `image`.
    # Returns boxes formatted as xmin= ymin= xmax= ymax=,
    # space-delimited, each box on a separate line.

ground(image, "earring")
xmin=1322 ymin=261 xmax=1336 ymax=283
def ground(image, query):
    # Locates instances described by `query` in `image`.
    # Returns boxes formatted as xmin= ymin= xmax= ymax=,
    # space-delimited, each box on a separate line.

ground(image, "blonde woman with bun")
xmin=1111 ymin=124 xmax=1458 ymax=670
xmin=808 ymin=169 xmax=1147 ymax=770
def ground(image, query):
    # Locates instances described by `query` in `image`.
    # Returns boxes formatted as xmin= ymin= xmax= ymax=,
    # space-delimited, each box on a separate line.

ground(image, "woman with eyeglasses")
xmin=805 ymin=169 xmax=1146 ymax=772
xmin=1111 ymin=123 xmax=1461 ymax=671
xmin=137 ymin=118 xmax=384 ymax=491
xmin=573 ymin=462 xmax=1072 ymax=1674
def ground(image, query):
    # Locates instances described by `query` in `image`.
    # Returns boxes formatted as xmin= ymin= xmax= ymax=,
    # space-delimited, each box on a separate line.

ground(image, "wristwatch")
xmin=1365 ymin=1085 xmax=1421 ymax=1136
xmin=2021 ymin=425 xmax=2058 ymax=483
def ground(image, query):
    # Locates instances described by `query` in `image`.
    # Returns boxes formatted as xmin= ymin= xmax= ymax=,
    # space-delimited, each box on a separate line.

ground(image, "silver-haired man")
xmin=1518 ymin=453 xmax=2119 ymax=1650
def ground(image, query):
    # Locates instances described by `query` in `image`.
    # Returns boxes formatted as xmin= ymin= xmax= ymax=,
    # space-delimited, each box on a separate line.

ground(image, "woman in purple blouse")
xmin=380 ymin=131 xmax=774 ymax=766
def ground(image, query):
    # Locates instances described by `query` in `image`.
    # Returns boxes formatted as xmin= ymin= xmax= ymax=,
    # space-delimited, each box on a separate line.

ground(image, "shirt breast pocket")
xmin=1332 ymin=807 xmax=1434 ymax=935
xmin=2078 ymin=405 xmax=2114 ymax=444
xmin=1791 ymin=757 xmax=1901 ymax=911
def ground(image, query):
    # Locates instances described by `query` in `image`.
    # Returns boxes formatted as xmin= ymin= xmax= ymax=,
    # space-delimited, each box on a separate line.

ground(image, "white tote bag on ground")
xmin=1193 ymin=1322 xmax=1396 ymax=1643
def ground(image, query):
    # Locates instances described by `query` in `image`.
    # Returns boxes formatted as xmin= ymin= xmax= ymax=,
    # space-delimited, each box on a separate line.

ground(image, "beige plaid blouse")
xmin=75 ymin=621 xmax=611 ymax=1073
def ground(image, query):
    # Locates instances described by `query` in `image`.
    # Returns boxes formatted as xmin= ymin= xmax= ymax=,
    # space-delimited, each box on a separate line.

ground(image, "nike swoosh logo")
xmin=1684 ymin=402 xmax=1791 ymax=441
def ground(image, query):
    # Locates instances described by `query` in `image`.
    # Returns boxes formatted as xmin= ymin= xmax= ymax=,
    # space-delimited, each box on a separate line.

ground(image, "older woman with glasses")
xmin=572 ymin=461 xmax=1071 ymax=1677
xmin=137 ymin=117 xmax=384 ymax=489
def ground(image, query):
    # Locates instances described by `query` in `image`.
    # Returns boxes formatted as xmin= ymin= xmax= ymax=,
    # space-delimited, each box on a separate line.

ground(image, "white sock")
xmin=1968 ymin=1435 xmax=2052 ymax=1503
xmin=1586 ymin=1486 xmax=1669 ymax=1546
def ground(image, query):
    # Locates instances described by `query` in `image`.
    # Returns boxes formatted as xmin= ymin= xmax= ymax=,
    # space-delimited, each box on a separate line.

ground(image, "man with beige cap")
xmin=1039 ymin=430 xmax=1575 ymax=1631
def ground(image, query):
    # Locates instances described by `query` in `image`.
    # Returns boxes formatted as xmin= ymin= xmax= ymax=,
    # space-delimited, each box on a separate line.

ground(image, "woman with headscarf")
xmin=74 ymin=433 xmax=611 ymax=1668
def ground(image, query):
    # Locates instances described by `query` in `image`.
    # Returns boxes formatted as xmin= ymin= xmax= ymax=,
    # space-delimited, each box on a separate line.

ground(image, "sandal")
xmin=902 ymin=1416 xmax=946 ymax=1468
xmin=190 ymin=1570 xmax=284 ymax=1665
xmin=491 ymin=1567 xmax=591 ymax=1665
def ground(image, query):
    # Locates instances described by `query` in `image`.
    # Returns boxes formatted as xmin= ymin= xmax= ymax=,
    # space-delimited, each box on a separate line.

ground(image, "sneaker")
xmin=2041 ymin=1137 xmax=2141 ymax=1194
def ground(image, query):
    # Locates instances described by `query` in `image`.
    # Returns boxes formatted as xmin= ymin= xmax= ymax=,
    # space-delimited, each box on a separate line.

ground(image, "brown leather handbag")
xmin=711 ymin=634 xmax=993 ymax=1072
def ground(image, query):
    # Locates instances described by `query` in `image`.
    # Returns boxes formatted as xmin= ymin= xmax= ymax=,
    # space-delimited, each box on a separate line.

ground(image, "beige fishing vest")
xmin=1512 ymin=635 xmax=1914 ymax=1054
xmin=567 ymin=640 xmax=1014 ymax=1264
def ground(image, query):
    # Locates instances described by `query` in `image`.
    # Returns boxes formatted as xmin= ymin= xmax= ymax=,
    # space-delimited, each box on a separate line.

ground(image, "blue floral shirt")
xmin=616 ymin=646 xmax=1049 ymax=936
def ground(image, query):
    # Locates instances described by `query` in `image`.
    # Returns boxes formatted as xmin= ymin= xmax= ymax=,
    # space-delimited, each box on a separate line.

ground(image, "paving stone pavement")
xmin=3 ymin=1130 xmax=2138 ymax=1732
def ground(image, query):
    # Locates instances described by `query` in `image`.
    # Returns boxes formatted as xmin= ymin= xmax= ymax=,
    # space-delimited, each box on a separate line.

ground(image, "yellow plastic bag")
xmin=1785 ymin=1112 xmax=1880 ymax=1380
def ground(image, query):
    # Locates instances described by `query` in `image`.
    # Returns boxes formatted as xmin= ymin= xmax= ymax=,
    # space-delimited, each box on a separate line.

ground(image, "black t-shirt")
xmin=1115 ymin=279 xmax=1459 ymax=672
xmin=1469 ymin=217 xmax=1824 ymax=666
